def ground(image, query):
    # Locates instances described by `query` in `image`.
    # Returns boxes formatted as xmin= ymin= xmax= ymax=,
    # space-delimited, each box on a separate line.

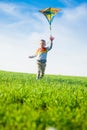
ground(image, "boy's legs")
xmin=36 ymin=61 xmax=46 ymax=79
xmin=40 ymin=63 xmax=46 ymax=78
xmin=36 ymin=62 xmax=41 ymax=79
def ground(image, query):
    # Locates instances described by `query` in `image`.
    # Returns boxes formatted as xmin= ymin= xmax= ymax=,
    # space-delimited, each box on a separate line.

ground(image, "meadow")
xmin=0 ymin=70 xmax=87 ymax=130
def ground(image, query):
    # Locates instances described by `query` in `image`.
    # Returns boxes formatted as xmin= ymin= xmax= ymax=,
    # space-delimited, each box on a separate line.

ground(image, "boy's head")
xmin=40 ymin=39 xmax=46 ymax=48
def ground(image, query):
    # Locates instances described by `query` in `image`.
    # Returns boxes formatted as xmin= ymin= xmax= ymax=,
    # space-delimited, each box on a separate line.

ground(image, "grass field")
xmin=0 ymin=70 xmax=87 ymax=130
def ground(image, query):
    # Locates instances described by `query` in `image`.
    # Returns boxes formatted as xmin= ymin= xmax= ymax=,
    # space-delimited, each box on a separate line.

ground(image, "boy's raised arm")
xmin=48 ymin=36 xmax=54 ymax=50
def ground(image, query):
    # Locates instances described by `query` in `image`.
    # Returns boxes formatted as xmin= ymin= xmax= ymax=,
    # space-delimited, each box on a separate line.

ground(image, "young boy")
xmin=29 ymin=36 xmax=54 ymax=79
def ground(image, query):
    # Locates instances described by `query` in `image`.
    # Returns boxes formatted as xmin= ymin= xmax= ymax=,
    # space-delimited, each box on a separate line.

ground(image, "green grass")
xmin=0 ymin=70 xmax=87 ymax=130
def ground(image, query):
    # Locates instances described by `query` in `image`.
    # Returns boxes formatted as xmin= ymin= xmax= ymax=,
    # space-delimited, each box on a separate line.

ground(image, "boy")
xmin=29 ymin=36 xmax=54 ymax=79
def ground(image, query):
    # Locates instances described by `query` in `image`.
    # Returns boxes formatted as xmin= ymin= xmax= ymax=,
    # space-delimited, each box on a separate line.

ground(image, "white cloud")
xmin=59 ymin=0 xmax=87 ymax=7
xmin=59 ymin=0 xmax=73 ymax=6
xmin=0 ymin=2 xmax=16 ymax=14
xmin=0 ymin=2 xmax=22 ymax=19
xmin=62 ymin=3 xmax=87 ymax=23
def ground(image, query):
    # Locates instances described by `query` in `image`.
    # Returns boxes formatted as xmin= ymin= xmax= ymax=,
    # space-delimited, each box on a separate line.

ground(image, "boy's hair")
xmin=41 ymin=39 xmax=46 ymax=43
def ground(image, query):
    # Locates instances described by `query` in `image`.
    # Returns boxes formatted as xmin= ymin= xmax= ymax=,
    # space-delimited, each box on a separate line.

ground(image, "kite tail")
xmin=50 ymin=24 xmax=52 ymax=37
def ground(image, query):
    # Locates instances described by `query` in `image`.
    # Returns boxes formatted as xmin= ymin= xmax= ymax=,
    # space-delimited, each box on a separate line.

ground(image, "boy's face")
xmin=40 ymin=40 xmax=46 ymax=48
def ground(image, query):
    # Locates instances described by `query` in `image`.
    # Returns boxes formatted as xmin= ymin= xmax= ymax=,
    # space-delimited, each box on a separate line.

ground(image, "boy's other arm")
xmin=29 ymin=48 xmax=39 ymax=58
xmin=28 ymin=55 xmax=36 ymax=58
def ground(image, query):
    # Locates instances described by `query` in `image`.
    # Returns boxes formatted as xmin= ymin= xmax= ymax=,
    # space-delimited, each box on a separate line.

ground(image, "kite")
xmin=39 ymin=7 xmax=61 ymax=36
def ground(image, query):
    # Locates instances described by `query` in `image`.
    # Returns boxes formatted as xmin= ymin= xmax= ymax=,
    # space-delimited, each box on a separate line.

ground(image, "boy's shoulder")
xmin=36 ymin=47 xmax=48 ymax=53
xmin=37 ymin=47 xmax=47 ymax=51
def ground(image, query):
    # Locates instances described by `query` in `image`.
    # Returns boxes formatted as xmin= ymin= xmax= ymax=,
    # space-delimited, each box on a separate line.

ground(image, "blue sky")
xmin=0 ymin=0 xmax=87 ymax=76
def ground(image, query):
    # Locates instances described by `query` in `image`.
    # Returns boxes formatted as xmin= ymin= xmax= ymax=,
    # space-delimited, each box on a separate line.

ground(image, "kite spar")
xmin=39 ymin=7 xmax=61 ymax=36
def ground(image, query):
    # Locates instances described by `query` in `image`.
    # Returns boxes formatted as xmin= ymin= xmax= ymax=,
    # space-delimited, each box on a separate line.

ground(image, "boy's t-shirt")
xmin=35 ymin=46 xmax=51 ymax=62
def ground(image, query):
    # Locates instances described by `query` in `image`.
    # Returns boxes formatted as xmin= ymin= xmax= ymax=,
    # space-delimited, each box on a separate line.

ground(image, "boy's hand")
xmin=28 ymin=56 xmax=33 ymax=58
xmin=28 ymin=55 xmax=36 ymax=58
xmin=50 ymin=36 xmax=54 ymax=41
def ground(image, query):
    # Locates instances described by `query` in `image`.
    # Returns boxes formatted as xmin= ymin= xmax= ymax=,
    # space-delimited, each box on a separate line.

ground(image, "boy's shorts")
xmin=37 ymin=61 xmax=46 ymax=73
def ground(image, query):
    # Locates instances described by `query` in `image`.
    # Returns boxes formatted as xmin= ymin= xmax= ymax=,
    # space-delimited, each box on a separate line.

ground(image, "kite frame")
xmin=39 ymin=7 xmax=61 ymax=36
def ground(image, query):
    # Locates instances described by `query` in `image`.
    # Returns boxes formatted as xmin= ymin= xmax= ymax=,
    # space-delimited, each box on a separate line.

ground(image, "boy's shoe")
xmin=40 ymin=74 xmax=44 ymax=79
xmin=36 ymin=73 xmax=40 ymax=80
xmin=36 ymin=76 xmax=40 ymax=80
